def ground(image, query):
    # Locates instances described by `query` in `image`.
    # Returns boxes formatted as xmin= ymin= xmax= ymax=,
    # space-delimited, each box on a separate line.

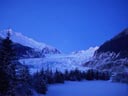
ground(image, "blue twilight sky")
xmin=0 ymin=0 xmax=128 ymax=53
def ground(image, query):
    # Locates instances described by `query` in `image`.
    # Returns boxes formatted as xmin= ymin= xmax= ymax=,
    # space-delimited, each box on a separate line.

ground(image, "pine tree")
xmin=32 ymin=71 xmax=47 ymax=94
xmin=74 ymin=68 xmax=82 ymax=81
xmin=13 ymin=64 xmax=32 ymax=96
xmin=45 ymin=69 xmax=54 ymax=84
xmin=54 ymin=69 xmax=64 ymax=83
xmin=64 ymin=69 xmax=69 ymax=80
xmin=94 ymin=70 xmax=99 ymax=80
xmin=86 ymin=69 xmax=94 ymax=80
xmin=0 ymin=67 xmax=9 ymax=94
xmin=68 ymin=70 xmax=76 ymax=81
xmin=0 ymin=29 xmax=16 ymax=95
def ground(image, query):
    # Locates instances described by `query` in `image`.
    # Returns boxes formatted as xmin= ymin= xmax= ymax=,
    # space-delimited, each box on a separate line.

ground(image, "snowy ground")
xmin=45 ymin=81 xmax=128 ymax=96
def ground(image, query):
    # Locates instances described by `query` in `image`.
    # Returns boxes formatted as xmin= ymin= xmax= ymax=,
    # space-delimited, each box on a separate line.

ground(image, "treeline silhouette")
xmin=33 ymin=68 xmax=110 ymax=94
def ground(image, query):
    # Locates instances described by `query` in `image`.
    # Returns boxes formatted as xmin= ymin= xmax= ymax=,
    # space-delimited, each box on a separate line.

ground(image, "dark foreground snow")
xmin=45 ymin=81 xmax=128 ymax=96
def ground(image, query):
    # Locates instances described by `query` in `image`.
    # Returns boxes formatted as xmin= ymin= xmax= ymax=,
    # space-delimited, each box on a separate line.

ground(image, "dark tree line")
xmin=33 ymin=68 xmax=110 ymax=94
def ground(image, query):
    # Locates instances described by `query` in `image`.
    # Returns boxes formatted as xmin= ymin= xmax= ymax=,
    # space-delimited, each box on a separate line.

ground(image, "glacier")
xmin=20 ymin=46 xmax=98 ymax=74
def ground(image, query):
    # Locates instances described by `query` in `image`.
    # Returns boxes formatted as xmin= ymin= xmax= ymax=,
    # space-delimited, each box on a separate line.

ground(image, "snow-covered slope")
xmin=72 ymin=46 xmax=99 ymax=58
xmin=96 ymin=28 xmax=128 ymax=58
xmin=84 ymin=29 xmax=128 ymax=72
xmin=20 ymin=46 xmax=98 ymax=74
xmin=0 ymin=29 xmax=60 ymax=54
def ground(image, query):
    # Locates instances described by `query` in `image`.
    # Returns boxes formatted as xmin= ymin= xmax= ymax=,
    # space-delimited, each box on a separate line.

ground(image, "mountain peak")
xmin=0 ymin=29 xmax=47 ymax=50
xmin=0 ymin=29 xmax=60 ymax=54
xmin=113 ymin=28 xmax=128 ymax=40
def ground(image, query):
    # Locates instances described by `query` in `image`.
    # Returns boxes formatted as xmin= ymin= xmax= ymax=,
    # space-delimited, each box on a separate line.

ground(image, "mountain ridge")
xmin=95 ymin=28 xmax=128 ymax=58
xmin=0 ymin=29 xmax=61 ymax=58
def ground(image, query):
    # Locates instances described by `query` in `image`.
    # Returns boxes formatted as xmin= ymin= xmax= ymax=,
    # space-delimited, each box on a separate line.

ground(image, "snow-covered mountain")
xmin=84 ymin=28 xmax=128 ymax=68
xmin=0 ymin=29 xmax=60 ymax=57
xmin=95 ymin=28 xmax=128 ymax=58
xmin=83 ymin=28 xmax=128 ymax=83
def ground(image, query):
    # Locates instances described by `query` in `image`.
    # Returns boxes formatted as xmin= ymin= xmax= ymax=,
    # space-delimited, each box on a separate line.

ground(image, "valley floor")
xmin=44 ymin=80 xmax=128 ymax=96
